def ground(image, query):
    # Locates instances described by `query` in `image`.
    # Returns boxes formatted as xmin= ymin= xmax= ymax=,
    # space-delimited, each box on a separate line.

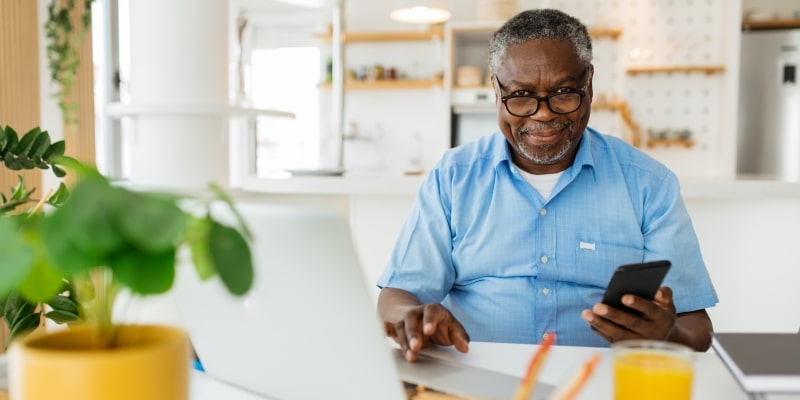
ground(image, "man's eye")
xmin=555 ymin=87 xmax=577 ymax=94
xmin=511 ymin=90 xmax=531 ymax=96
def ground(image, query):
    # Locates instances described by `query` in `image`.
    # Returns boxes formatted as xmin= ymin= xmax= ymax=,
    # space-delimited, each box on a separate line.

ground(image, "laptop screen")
xmin=173 ymin=202 xmax=553 ymax=400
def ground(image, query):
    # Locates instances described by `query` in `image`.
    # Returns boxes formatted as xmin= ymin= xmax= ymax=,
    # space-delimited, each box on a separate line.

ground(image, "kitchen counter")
xmin=238 ymin=172 xmax=800 ymax=199
xmin=239 ymin=171 xmax=426 ymax=196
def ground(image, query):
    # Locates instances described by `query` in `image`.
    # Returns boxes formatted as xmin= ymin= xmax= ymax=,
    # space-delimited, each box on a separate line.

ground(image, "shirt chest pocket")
xmin=566 ymin=241 xmax=645 ymax=288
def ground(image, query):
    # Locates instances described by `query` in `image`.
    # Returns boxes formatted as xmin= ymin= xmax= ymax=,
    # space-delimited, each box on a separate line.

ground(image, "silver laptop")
xmin=172 ymin=202 xmax=554 ymax=400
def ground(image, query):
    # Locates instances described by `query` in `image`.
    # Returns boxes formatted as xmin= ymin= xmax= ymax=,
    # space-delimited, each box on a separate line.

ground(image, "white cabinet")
xmin=444 ymin=22 xmax=502 ymax=147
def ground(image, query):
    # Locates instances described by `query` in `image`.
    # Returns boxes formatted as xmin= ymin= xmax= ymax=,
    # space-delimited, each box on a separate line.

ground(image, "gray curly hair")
xmin=489 ymin=9 xmax=593 ymax=76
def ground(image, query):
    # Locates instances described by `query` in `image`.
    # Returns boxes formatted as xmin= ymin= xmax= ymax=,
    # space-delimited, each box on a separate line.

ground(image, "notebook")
xmin=172 ymin=202 xmax=554 ymax=400
xmin=711 ymin=332 xmax=800 ymax=394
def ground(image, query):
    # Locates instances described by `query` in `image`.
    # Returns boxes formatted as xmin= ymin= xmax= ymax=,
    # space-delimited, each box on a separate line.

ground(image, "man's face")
xmin=493 ymin=39 xmax=593 ymax=174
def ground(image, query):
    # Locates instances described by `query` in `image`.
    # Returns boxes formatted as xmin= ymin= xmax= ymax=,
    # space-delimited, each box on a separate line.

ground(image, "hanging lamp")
xmin=390 ymin=0 xmax=451 ymax=24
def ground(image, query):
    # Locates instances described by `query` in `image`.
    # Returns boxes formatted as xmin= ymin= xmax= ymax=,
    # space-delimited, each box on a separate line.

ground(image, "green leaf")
xmin=10 ymin=175 xmax=33 ymax=201
xmin=208 ymin=221 xmax=253 ymax=296
xmin=17 ymin=256 xmax=66 ymax=304
xmin=4 ymin=156 xmax=21 ymax=170
xmin=8 ymin=312 xmax=41 ymax=344
xmin=48 ymin=176 xmax=125 ymax=262
xmin=110 ymin=247 xmax=176 ymax=295
xmin=42 ymin=140 xmax=65 ymax=163
xmin=46 ymin=182 xmax=70 ymax=206
xmin=19 ymin=157 xmax=35 ymax=169
xmin=46 ymin=294 xmax=79 ymax=314
xmin=0 ymin=295 xmax=6 ymax=318
xmin=184 ymin=216 xmax=215 ymax=280
xmin=0 ymin=126 xmax=19 ymax=157
xmin=28 ymin=129 xmax=52 ymax=159
xmin=41 ymin=211 xmax=104 ymax=275
xmin=210 ymin=183 xmax=253 ymax=241
xmin=3 ymin=292 xmax=21 ymax=319
xmin=117 ymin=191 xmax=188 ymax=253
xmin=0 ymin=218 xmax=36 ymax=297
xmin=52 ymin=165 xmax=66 ymax=177
xmin=16 ymin=128 xmax=42 ymax=158
xmin=44 ymin=309 xmax=79 ymax=324
xmin=8 ymin=297 xmax=36 ymax=327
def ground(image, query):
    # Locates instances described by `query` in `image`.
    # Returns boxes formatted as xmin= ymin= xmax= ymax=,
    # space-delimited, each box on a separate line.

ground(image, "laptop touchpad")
xmin=394 ymin=350 xmax=555 ymax=400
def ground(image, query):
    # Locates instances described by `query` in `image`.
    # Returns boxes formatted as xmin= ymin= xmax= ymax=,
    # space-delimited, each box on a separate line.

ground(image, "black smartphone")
xmin=601 ymin=260 xmax=671 ymax=316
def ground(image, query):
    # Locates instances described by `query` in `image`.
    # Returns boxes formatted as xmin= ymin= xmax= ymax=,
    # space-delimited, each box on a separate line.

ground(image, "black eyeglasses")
xmin=495 ymin=77 xmax=588 ymax=117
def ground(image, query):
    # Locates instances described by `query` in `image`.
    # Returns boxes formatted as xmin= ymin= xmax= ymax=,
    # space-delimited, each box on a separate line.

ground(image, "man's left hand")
xmin=581 ymin=286 xmax=677 ymax=343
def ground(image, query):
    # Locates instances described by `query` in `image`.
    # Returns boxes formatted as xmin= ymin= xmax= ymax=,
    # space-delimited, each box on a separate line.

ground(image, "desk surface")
xmin=190 ymin=342 xmax=800 ymax=400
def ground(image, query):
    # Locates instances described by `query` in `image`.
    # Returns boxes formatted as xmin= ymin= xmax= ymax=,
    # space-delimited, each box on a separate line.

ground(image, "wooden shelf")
xmin=588 ymin=27 xmax=622 ymax=40
xmin=591 ymin=100 xmax=642 ymax=148
xmin=319 ymin=79 xmax=443 ymax=90
xmin=742 ymin=19 xmax=800 ymax=30
xmin=647 ymin=138 xmax=695 ymax=149
xmin=315 ymin=29 xmax=443 ymax=43
xmin=626 ymin=65 xmax=725 ymax=75
xmin=591 ymin=101 xmax=626 ymax=111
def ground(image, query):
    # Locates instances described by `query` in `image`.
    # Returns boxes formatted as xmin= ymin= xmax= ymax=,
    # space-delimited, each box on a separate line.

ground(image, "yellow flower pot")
xmin=7 ymin=324 xmax=190 ymax=400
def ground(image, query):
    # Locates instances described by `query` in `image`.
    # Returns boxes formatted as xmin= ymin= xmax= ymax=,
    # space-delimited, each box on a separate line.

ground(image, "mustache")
xmin=519 ymin=121 xmax=572 ymax=135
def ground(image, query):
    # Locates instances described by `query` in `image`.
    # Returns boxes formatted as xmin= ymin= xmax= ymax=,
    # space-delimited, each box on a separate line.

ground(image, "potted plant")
xmin=0 ymin=130 xmax=254 ymax=399
xmin=0 ymin=126 xmax=78 ymax=348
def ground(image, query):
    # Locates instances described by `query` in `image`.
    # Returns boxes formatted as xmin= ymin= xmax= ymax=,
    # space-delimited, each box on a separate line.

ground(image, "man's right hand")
xmin=382 ymin=303 xmax=470 ymax=362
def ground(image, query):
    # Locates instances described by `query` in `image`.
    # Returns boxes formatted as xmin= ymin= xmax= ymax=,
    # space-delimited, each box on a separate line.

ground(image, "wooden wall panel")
xmin=64 ymin=0 xmax=97 ymax=168
xmin=0 ymin=0 xmax=42 ymax=228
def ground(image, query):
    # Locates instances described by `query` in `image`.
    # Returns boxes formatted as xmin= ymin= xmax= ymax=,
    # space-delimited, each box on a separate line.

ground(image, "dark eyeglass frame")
xmin=494 ymin=71 xmax=590 ymax=117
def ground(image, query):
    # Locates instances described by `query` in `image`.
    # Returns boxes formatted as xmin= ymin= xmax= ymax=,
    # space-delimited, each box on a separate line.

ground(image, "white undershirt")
xmin=516 ymin=167 xmax=564 ymax=200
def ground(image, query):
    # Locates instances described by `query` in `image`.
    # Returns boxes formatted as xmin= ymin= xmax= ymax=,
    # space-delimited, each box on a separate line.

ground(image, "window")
xmin=251 ymin=47 xmax=322 ymax=173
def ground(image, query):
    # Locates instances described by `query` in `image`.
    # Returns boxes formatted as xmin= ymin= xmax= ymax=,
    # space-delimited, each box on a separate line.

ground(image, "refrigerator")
xmin=737 ymin=29 xmax=800 ymax=179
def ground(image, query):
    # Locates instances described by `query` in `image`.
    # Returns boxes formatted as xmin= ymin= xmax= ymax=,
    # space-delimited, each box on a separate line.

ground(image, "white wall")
xmin=687 ymin=197 xmax=800 ymax=333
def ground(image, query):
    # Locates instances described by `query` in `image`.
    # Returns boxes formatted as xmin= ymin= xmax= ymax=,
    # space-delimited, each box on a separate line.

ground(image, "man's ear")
xmin=490 ymin=74 xmax=499 ymax=103
xmin=586 ymin=64 xmax=595 ymax=100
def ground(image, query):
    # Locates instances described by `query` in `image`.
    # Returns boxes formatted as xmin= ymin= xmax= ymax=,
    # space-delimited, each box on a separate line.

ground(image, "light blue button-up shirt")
xmin=377 ymin=128 xmax=718 ymax=348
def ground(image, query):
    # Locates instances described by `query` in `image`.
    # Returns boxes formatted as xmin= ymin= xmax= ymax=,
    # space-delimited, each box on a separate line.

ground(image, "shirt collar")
xmin=494 ymin=129 xmax=598 ymax=181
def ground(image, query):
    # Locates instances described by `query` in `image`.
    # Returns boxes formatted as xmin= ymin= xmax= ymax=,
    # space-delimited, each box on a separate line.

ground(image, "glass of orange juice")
xmin=612 ymin=340 xmax=694 ymax=400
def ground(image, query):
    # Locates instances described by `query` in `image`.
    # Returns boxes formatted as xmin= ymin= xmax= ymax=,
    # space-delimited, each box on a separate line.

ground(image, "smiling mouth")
xmin=523 ymin=129 xmax=563 ymax=146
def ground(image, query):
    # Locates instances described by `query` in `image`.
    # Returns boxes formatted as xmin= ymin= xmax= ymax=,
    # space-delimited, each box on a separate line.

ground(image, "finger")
xmin=582 ymin=308 xmax=639 ymax=344
xmin=384 ymin=321 xmax=397 ymax=338
xmin=653 ymin=286 xmax=674 ymax=308
xmin=421 ymin=304 xmax=447 ymax=335
xmin=449 ymin=323 xmax=470 ymax=353
xmin=404 ymin=311 xmax=425 ymax=353
xmin=620 ymin=294 xmax=663 ymax=320
xmin=596 ymin=300 xmax=648 ymax=335
xmin=392 ymin=321 xmax=415 ymax=361
xmin=583 ymin=309 xmax=615 ymax=342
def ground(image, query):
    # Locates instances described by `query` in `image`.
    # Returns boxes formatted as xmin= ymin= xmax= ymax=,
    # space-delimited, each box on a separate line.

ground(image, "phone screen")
xmin=601 ymin=260 xmax=671 ymax=316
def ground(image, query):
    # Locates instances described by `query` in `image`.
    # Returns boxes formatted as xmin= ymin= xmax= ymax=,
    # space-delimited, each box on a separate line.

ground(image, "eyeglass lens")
xmin=504 ymin=93 xmax=583 ymax=116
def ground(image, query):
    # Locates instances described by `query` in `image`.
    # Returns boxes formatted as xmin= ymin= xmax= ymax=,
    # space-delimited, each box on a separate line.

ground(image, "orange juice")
xmin=613 ymin=341 xmax=694 ymax=400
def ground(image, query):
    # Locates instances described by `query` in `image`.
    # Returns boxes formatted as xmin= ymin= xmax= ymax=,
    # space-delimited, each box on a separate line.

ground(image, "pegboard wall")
xmin=544 ymin=0 xmax=740 ymax=178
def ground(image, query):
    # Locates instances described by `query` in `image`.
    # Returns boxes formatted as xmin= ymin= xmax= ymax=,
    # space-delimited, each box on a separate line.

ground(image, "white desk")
xmin=190 ymin=342 xmax=800 ymax=400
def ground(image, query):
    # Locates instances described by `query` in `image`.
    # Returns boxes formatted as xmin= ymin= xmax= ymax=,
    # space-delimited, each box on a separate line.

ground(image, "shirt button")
xmin=542 ymin=288 xmax=550 ymax=295
xmin=540 ymin=208 xmax=547 ymax=216
xmin=540 ymin=255 xmax=548 ymax=263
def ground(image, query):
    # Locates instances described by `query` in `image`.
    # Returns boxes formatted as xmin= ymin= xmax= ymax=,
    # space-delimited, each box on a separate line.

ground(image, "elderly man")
xmin=377 ymin=9 xmax=718 ymax=362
